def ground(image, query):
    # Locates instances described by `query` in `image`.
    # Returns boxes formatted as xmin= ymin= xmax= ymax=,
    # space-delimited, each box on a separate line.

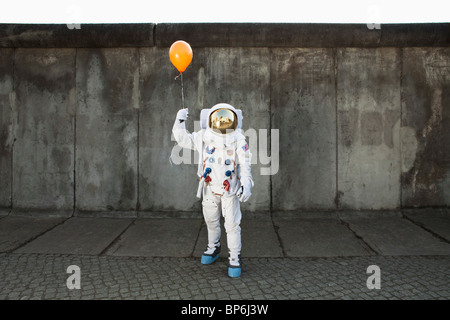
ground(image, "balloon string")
xmin=181 ymin=72 xmax=185 ymax=110
xmin=174 ymin=72 xmax=186 ymax=110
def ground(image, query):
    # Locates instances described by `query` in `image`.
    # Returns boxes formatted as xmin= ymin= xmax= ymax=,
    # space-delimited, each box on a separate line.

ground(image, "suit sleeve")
xmin=236 ymin=138 xmax=254 ymax=190
xmin=172 ymin=117 xmax=196 ymax=150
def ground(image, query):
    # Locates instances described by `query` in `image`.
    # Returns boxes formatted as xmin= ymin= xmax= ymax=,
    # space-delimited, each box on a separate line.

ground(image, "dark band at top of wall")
xmin=0 ymin=23 xmax=448 ymax=48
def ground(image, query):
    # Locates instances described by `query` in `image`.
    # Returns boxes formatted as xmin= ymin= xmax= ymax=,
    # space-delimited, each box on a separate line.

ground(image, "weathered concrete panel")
xmin=271 ymin=48 xmax=336 ymax=210
xmin=380 ymin=24 xmax=450 ymax=47
xmin=337 ymin=48 xmax=401 ymax=210
xmin=0 ymin=49 xmax=13 ymax=210
xmin=13 ymin=48 xmax=75 ymax=211
xmin=401 ymin=48 xmax=450 ymax=207
xmin=0 ymin=24 xmax=155 ymax=48
xmin=156 ymin=23 xmax=379 ymax=48
xmin=156 ymin=23 xmax=450 ymax=48
xmin=139 ymin=47 xmax=270 ymax=212
xmin=76 ymin=48 xmax=139 ymax=213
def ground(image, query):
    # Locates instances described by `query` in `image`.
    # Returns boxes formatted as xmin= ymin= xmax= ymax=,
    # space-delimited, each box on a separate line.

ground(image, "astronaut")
xmin=172 ymin=103 xmax=253 ymax=278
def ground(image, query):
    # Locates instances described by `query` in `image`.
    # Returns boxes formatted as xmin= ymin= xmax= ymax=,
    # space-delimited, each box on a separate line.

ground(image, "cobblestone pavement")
xmin=0 ymin=253 xmax=449 ymax=300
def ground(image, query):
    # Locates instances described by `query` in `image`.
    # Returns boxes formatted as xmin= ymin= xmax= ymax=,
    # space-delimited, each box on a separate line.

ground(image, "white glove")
xmin=176 ymin=108 xmax=189 ymax=122
xmin=237 ymin=186 xmax=252 ymax=203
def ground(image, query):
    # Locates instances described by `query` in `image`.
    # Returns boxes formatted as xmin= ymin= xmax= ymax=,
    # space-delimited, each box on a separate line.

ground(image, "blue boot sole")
xmin=228 ymin=266 xmax=241 ymax=278
xmin=201 ymin=254 xmax=219 ymax=265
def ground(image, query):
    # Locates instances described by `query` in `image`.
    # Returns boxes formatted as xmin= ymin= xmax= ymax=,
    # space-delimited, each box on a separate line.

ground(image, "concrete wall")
xmin=337 ymin=48 xmax=402 ymax=209
xmin=0 ymin=48 xmax=13 ymax=212
xmin=0 ymin=23 xmax=449 ymax=215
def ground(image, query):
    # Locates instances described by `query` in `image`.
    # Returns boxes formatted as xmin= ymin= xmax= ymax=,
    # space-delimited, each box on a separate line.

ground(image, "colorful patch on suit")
xmin=208 ymin=157 xmax=215 ymax=163
xmin=206 ymin=146 xmax=216 ymax=154
xmin=242 ymin=144 xmax=249 ymax=152
xmin=224 ymin=159 xmax=231 ymax=165
xmin=227 ymin=149 xmax=233 ymax=156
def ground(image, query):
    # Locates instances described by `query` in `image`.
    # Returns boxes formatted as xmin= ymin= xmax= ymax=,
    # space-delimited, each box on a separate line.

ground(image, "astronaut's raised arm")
xmin=172 ymin=108 xmax=196 ymax=150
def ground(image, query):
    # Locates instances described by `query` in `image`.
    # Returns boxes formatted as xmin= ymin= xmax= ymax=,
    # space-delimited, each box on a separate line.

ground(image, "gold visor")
xmin=208 ymin=108 xmax=238 ymax=134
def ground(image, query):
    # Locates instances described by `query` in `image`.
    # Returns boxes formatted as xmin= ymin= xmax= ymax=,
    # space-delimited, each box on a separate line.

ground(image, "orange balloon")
xmin=169 ymin=40 xmax=193 ymax=73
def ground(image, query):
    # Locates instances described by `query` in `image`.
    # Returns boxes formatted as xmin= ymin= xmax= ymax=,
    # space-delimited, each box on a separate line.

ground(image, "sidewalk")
xmin=0 ymin=209 xmax=449 ymax=300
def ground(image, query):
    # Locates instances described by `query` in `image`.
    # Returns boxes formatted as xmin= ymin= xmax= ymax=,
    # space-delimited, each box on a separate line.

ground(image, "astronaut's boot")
xmin=228 ymin=254 xmax=242 ymax=278
xmin=201 ymin=242 xmax=221 ymax=265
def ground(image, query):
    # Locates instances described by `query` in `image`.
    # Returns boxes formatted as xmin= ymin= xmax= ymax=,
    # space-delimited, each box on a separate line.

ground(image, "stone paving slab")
xmin=0 ymin=216 xmax=67 ymax=253
xmin=15 ymin=217 xmax=132 ymax=255
xmin=341 ymin=215 xmax=450 ymax=255
xmin=0 ymin=253 xmax=449 ymax=300
xmin=405 ymin=216 xmax=450 ymax=242
xmin=104 ymin=218 xmax=202 ymax=257
xmin=272 ymin=217 xmax=373 ymax=257
xmin=404 ymin=210 xmax=450 ymax=242
xmin=193 ymin=218 xmax=283 ymax=258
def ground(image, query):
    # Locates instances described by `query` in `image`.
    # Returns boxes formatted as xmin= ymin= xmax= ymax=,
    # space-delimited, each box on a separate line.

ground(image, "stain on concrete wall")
xmin=402 ymin=48 xmax=450 ymax=207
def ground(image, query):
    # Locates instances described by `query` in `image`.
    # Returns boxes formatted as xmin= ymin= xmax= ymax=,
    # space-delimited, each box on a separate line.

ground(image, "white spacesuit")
xmin=172 ymin=103 xmax=254 ymax=278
